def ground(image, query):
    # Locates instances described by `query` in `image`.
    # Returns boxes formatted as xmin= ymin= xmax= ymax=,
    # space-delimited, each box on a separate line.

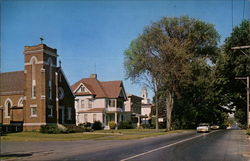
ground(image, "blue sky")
xmin=1 ymin=0 xmax=249 ymax=99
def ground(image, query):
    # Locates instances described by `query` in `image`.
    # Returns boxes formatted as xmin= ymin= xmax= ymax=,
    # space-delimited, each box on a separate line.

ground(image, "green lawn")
xmin=1 ymin=129 xmax=193 ymax=142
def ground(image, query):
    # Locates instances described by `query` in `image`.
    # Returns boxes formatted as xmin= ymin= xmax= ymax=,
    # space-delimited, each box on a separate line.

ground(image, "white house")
xmin=71 ymin=74 xmax=127 ymax=129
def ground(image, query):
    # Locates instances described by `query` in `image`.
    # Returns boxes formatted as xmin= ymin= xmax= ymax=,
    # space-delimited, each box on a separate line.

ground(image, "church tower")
xmin=23 ymin=44 xmax=58 ymax=130
xmin=141 ymin=87 xmax=150 ymax=104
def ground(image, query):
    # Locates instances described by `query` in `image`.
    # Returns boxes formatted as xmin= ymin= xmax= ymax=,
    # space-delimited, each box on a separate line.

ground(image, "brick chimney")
xmin=90 ymin=74 xmax=97 ymax=79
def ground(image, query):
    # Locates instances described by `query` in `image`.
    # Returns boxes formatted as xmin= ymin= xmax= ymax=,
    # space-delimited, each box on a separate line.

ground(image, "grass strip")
xmin=1 ymin=129 xmax=193 ymax=141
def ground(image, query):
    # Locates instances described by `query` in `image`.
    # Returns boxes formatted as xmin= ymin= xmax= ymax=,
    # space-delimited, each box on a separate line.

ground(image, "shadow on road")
xmin=0 ymin=153 xmax=33 ymax=157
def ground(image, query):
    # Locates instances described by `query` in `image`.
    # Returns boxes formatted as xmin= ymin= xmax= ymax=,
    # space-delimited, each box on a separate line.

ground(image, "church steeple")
xmin=141 ymin=87 xmax=150 ymax=104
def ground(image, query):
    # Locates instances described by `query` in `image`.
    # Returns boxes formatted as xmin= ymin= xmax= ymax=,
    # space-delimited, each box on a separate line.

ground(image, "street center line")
xmin=120 ymin=131 xmax=218 ymax=161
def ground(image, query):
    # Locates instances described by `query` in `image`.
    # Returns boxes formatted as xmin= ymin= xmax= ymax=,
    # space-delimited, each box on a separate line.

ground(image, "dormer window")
xmin=80 ymin=86 xmax=85 ymax=92
xmin=77 ymin=85 xmax=86 ymax=93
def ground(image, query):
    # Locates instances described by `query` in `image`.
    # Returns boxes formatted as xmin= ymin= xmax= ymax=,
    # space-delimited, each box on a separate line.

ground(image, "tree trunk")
xmin=155 ymin=94 xmax=159 ymax=132
xmin=166 ymin=91 xmax=174 ymax=131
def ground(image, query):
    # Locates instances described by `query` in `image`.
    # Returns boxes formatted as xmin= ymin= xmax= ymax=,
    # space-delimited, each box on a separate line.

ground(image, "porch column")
xmin=115 ymin=112 xmax=117 ymax=130
xmin=103 ymin=114 xmax=106 ymax=126
xmin=137 ymin=115 xmax=140 ymax=128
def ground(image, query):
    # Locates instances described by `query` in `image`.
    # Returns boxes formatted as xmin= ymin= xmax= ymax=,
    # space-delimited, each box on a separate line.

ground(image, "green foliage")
xmin=124 ymin=16 xmax=220 ymax=130
xmin=92 ymin=121 xmax=103 ymax=130
xmin=235 ymin=109 xmax=247 ymax=128
xmin=79 ymin=122 xmax=92 ymax=128
xmin=118 ymin=121 xmax=133 ymax=129
xmin=109 ymin=121 xmax=116 ymax=129
xmin=40 ymin=125 xmax=67 ymax=134
xmin=213 ymin=20 xmax=250 ymax=129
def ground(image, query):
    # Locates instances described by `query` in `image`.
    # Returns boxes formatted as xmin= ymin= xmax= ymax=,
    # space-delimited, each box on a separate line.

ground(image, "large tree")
xmin=213 ymin=20 xmax=250 ymax=128
xmin=124 ymin=16 xmax=219 ymax=130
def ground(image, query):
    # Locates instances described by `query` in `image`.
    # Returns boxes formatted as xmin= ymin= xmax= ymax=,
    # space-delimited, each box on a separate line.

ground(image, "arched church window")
xmin=5 ymin=99 xmax=12 ymax=117
xmin=18 ymin=97 xmax=24 ymax=107
xmin=48 ymin=58 xmax=53 ymax=99
xmin=30 ymin=56 xmax=37 ymax=98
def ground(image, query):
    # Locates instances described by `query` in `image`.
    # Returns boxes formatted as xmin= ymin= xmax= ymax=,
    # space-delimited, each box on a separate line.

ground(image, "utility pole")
xmin=232 ymin=45 xmax=250 ymax=128
xmin=235 ymin=77 xmax=250 ymax=128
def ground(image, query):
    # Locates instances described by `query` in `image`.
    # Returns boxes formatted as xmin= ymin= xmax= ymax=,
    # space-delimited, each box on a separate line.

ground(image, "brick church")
xmin=0 ymin=43 xmax=75 ymax=130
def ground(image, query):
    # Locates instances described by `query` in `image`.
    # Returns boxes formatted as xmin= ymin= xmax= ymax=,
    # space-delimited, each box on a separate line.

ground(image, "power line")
xmin=231 ymin=0 xmax=234 ymax=30
xmin=243 ymin=0 xmax=246 ymax=19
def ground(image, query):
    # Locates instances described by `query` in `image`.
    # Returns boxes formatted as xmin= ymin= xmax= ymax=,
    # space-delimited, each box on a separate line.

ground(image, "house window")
xmin=67 ymin=107 xmax=72 ymax=120
xmin=78 ymin=85 xmax=85 ymax=92
xmin=93 ymin=114 xmax=97 ymax=122
xmin=81 ymin=100 xmax=85 ymax=108
xmin=108 ymin=99 xmax=116 ymax=107
xmin=105 ymin=99 xmax=109 ymax=108
xmin=48 ymin=105 xmax=53 ymax=117
xmin=58 ymin=87 xmax=64 ymax=100
xmin=5 ymin=99 xmax=12 ymax=117
xmin=31 ymin=107 xmax=37 ymax=117
xmin=84 ymin=114 xmax=88 ymax=123
xmin=88 ymin=99 xmax=92 ymax=108
xmin=75 ymin=99 xmax=79 ymax=109
xmin=80 ymin=86 xmax=85 ymax=92
xmin=48 ymin=81 xmax=52 ymax=100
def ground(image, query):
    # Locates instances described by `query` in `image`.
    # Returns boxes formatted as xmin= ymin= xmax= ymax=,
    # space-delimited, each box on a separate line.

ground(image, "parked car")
xmin=197 ymin=123 xmax=210 ymax=133
xmin=210 ymin=125 xmax=220 ymax=130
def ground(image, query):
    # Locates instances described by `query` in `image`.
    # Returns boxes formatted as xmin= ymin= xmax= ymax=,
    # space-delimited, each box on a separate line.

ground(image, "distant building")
xmin=141 ymin=87 xmax=152 ymax=124
xmin=71 ymin=74 xmax=127 ymax=129
xmin=0 ymin=44 xmax=75 ymax=131
xmin=124 ymin=94 xmax=143 ymax=127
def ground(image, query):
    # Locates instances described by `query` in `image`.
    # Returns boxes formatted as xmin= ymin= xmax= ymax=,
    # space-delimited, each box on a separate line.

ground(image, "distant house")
xmin=124 ymin=94 xmax=143 ymax=127
xmin=71 ymin=74 xmax=127 ymax=129
xmin=141 ymin=87 xmax=152 ymax=124
xmin=0 ymin=44 xmax=75 ymax=131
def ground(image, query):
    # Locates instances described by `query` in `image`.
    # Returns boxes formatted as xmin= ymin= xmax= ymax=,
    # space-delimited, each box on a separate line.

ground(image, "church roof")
xmin=0 ymin=71 xmax=24 ymax=95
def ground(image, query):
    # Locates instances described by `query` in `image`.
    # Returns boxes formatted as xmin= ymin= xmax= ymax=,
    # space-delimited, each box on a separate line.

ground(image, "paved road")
xmin=1 ymin=130 xmax=250 ymax=161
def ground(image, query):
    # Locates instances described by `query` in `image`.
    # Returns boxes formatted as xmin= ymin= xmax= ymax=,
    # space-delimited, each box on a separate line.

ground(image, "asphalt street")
xmin=61 ymin=130 xmax=250 ymax=161
xmin=1 ymin=130 xmax=250 ymax=161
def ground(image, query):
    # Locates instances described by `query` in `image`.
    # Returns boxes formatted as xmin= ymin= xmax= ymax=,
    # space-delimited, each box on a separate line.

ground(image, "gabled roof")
xmin=0 ymin=71 xmax=24 ymax=95
xmin=101 ymin=81 xmax=123 ymax=98
xmin=71 ymin=77 xmax=126 ymax=99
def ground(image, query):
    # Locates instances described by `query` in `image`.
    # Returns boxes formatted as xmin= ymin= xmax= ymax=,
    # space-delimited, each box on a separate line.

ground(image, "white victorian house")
xmin=71 ymin=74 xmax=127 ymax=129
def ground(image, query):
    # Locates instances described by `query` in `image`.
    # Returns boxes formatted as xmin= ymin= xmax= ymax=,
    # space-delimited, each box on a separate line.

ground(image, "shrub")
xmin=83 ymin=127 xmax=94 ymax=132
xmin=109 ymin=121 xmax=116 ymax=129
xmin=247 ymin=128 xmax=250 ymax=135
xmin=79 ymin=122 xmax=92 ymax=128
xmin=118 ymin=121 xmax=133 ymax=129
xmin=40 ymin=125 xmax=62 ymax=134
xmin=141 ymin=124 xmax=151 ymax=129
xmin=92 ymin=121 xmax=103 ymax=130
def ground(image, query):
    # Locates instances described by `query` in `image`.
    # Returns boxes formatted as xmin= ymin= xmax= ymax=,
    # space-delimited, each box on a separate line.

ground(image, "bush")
xmin=118 ymin=121 xmax=133 ymax=129
xmin=40 ymin=125 xmax=62 ymax=134
xmin=141 ymin=123 xmax=155 ymax=129
xmin=79 ymin=122 xmax=92 ymax=128
xmin=247 ymin=128 xmax=250 ymax=136
xmin=141 ymin=124 xmax=151 ymax=129
xmin=92 ymin=121 xmax=103 ymax=130
xmin=109 ymin=121 xmax=116 ymax=129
